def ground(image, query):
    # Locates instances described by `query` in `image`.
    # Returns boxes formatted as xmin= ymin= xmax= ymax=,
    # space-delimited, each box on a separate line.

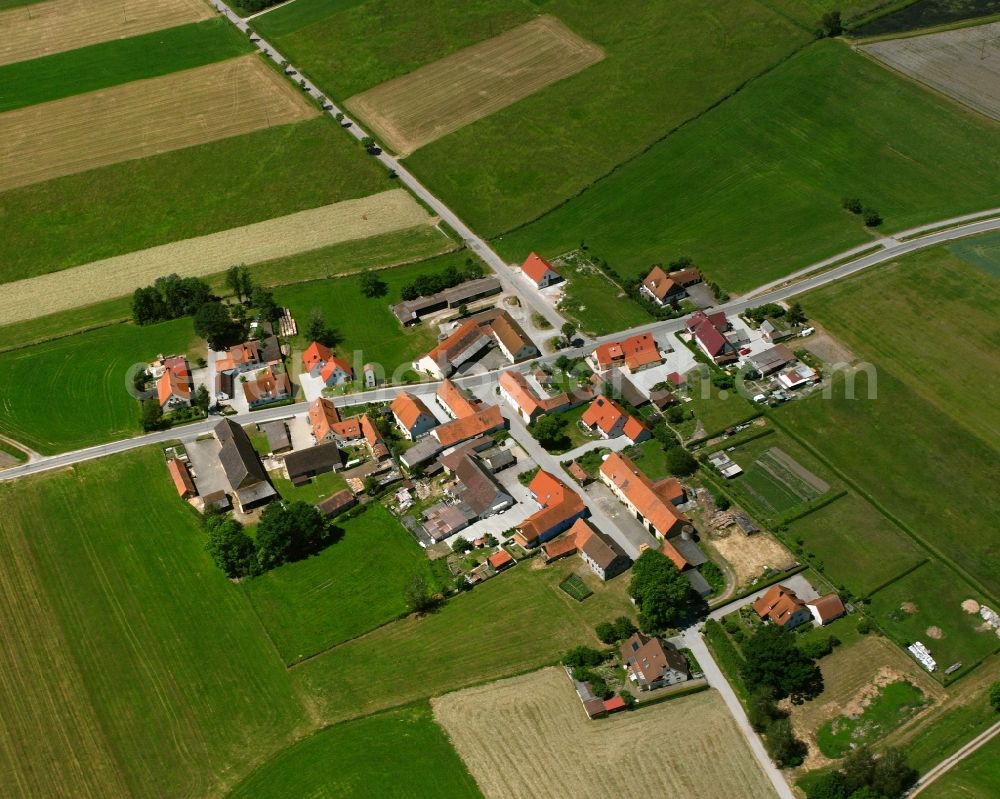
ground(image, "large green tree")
xmin=204 ymin=514 xmax=258 ymax=579
xmin=628 ymin=549 xmax=693 ymax=632
xmin=256 ymin=501 xmax=333 ymax=570
xmin=740 ymin=625 xmax=823 ymax=702
xmin=194 ymin=301 xmax=242 ymax=350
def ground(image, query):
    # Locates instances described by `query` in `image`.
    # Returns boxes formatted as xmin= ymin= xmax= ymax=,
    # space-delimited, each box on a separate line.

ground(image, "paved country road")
xmin=909 ymin=718 xmax=1000 ymax=796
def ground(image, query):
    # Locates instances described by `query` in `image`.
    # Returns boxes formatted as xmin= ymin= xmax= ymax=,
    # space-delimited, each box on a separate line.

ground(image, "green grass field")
xmin=627 ymin=438 xmax=671 ymax=481
xmin=817 ymin=680 xmax=926 ymax=757
xmin=950 ymin=230 xmax=1000 ymax=279
xmin=258 ymin=0 xmax=809 ymax=236
xmin=498 ymin=41 xmax=1000 ymax=292
xmin=227 ymin=702 xmax=482 ymax=799
xmin=920 ymin=733 xmax=1000 ymax=798
xmin=557 ymin=255 xmax=651 ymax=335
xmin=0 ymin=448 xmax=309 ymax=799
xmin=0 ymin=0 xmax=45 ymax=8
xmin=869 ymin=562 xmax=1000 ymax=677
xmin=275 ymin=253 xmax=468 ymax=372
xmin=787 ymin=494 xmax=925 ymax=597
xmin=684 ymin=381 xmax=760 ymax=438
xmin=292 ymin=559 xmax=633 ymax=724
xmin=800 ymin=246 xmax=1000 ymax=451
xmin=0 ymin=116 xmax=390 ymax=284
xmin=0 ymin=20 xmax=253 ymax=113
xmin=242 ymin=504 xmax=441 ymax=663
xmin=271 ymin=469 xmax=348 ymax=505
xmin=0 ymin=317 xmax=198 ymax=454
xmin=778 ymin=370 xmax=1000 ymax=603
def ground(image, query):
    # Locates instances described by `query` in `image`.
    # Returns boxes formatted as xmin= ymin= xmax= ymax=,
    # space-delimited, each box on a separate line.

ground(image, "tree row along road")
xmin=3 ymin=210 xmax=999 ymax=485
xmin=206 ymin=0 xmax=572 ymax=343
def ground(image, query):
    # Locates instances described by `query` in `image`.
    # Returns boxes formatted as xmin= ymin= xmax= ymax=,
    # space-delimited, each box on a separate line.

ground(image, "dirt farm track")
xmin=433 ymin=668 xmax=777 ymax=799
xmin=0 ymin=54 xmax=318 ymax=192
xmin=0 ymin=189 xmax=434 ymax=324
xmin=346 ymin=15 xmax=604 ymax=155
xmin=0 ymin=0 xmax=213 ymax=67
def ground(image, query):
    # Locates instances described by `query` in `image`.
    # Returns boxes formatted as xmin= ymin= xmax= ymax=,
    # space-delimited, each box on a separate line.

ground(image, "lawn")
xmin=683 ymin=381 xmax=759 ymax=439
xmin=557 ymin=253 xmax=652 ymax=336
xmin=0 ymin=317 xmax=199 ymax=454
xmin=627 ymin=438 xmax=671 ymax=481
xmin=530 ymin=403 xmax=596 ymax=453
xmin=242 ymin=503 xmax=440 ymax=663
xmin=787 ymin=493 xmax=925 ymax=598
xmin=817 ymin=680 xmax=926 ymax=757
xmin=950 ymin=230 xmax=1000 ymax=279
xmin=778 ymin=370 xmax=1000 ymax=602
xmin=497 ymin=41 xmax=1000 ymax=293
xmin=275 ymin=253 xmax=472 ymax=375
xmin=0 ymin=447 xmax=309 ymax=799
xmin=227 ymin=702 xmax=482 ymax=799
xmin=258 ymin=0 xmax=809 ymax=235
xmin=799 ymin=246 xmax=1000 ymax=451
xmin=291 ymin=557 xmax=634 ymax=725
xmin=0 ymin=116 xmax=390 ymax=284
xmin=0 ymin=19 xmax=252 ymax=113
xmin=920 ymin=729 xmax=1000 ymax=798
xmin=271 ymin=469 xmax=348 ymax=505
xmin=868 ymin=561 xmax=1000 ymax=679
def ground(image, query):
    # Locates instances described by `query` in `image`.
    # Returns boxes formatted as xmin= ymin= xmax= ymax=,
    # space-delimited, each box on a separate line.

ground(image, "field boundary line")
xmin=911 ymin=717 xmax=1000 ymax=794
xmin=767 ymin=411 xmax=1000 ymax=607
xmin=848 ymin=11 xmax=1000 ymax=44
xmin=491 ymin=38 xmax=817 ymax=241
xmin=862 ymin=557 xmax=930 ymax=600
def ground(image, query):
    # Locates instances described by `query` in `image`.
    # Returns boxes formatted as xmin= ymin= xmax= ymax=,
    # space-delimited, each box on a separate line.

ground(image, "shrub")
xmin=857 ymin=617 xmax=872 ymax=635
xmin=989 ymin=680 xmax=1000 ymax=713
xmin=841 ymin=197 xmax=862 ymax=214
xmin=595 ymin=622 xmax=618 ymax=645
xmin=862 ymin=207 xmax=883 ymax=227
xmin=562 ymin=646 xmax=605 ymax=668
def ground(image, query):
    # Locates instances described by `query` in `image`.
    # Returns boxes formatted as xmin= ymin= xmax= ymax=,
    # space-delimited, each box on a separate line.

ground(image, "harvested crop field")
xmin=861 ymin=22 xmax=1000 ymax=121
xmin=0 ymin=54 xmax=317 ymax=191
xmin=346 ymin=16 xmax=604 ymax=155
xmin=710 ymin=530 xmax=795 ymax=588
xmin=433 ymin=667 xmax=776 ymax=799
xmin=0 ymin=0 xmax=213 ymax=66
xmin=0 ymin=189 xmax=432 ymax=323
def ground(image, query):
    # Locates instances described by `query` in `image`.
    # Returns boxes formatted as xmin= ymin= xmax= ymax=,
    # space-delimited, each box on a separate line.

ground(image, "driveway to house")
xmin=708 ymin=572 xmax=818 ymax=620
xmin=207 ymin=0 xmax=572 ymax=342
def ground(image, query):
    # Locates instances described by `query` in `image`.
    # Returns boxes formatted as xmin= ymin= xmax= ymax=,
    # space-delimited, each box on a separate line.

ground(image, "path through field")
xmin=0 ymin=0 xmax=213 ymax=66
xmin=0 ymin=54 xmax=317 ymax=191
xmin=0 ymin=189 xmax=434 ymax=323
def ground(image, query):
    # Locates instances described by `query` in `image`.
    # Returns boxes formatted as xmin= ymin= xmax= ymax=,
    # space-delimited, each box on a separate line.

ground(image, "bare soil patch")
xmin=0 ymin=0 xmax=213 ymax=67
xmin=962 ymin=599 xmax=981 ymax=613
xmin=902 ymin=601 xmax=918 ymax=614
xmin=926 ymin=626 xmax=944 ymax=640
xmin=861 ymin=21 xmax=1000 ymax=120
xmin=433 ymin=667 xmax=776 ymax=799
xmin=346 ymin=16 xmax=604 ymax=155
xmin=788 ymin=635 xmax=943 ymax=771
xmin=710 ymin=530 xmax=795 ymax=588
xmin=0 ymin=189 xmax=432 ymax=323
xmin=0 ymin=54 xmax=317 ymax=191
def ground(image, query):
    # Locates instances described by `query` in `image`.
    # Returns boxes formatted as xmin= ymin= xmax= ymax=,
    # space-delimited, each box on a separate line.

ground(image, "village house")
xmin=590 ymin=333 xmax=663 ymax=374
xmin=581 ymin=395 xmax=649 ymax=444
xmin=753 ymin=584 xmax=813 ymax=630
xmin=242 ymin=366 xmax=291 ymax=409
xmin=520 ymin=251 xmax=562 ymax=288
xmin=620 ymin=632 xmax=690 ymax=690
xmin=542 ymin=518 xmax=631 ymax=581
xmin=777 ymin=363 xmax=820 ymax=390
xmin=214 ymin=419 xmax=276 ymax=512
xmin=260 ymin=420 xmax=292 ymax=454
xmin=471 ymin=308 xmax=539 ymax=363
xmin=361 ymin=414 xmax=391 ymax=461
xmin=390 ymin=392 xmax=438 ymax=440
xmin=308 ymin=397 xmax=365 ymax=445
xmin=640 ymin=265 xmax=702 ymax=306
xmin=488 ymin=548 xmax=516 ymax=572
xmin=446 ymin=454 xmax=514 ymax=519
xmin=599 ymin=452 xmax=688 ymax=539
xmin=498 ymin=369 xmax=572 ymax=424
xmin=414 ymin=320 xmax=494 ymax=380
xmin=431 ymin=405 xmax=505 ymax=449
xmin=759 ymin=319 xmax=791 ymax=343
xmin=302 ymin=341 xmax=354 ymax=386
xmin=156 ymin=356 xmax=192 ymax=410
xmin=435 ymin=378 xmax=481 ymax=419
xmin=513 ymin=470 xmax=588 ymax=548
xmin=686 ymin=310 xmax=736 ymax=365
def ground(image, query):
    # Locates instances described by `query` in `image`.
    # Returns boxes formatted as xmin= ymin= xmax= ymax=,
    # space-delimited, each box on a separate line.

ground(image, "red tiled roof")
xmin=666 ymin=371 xmax=685 ymax=387
xmin=499 ymin=370 xmax=569 ymax=419
xmin=309 ymin=397 xmax=340 ymax=440
xmin=521 ymin=251 xmax=559 ymax=285
xmin=694 ymin=319 xmax=728 ymax=357
xmin=302 ymin=341 xmax=333 ymax=371
xmin=437 ymin=379 xmax=480 ymax=419
xmin=166 ymin=458 xmax=196 ymax=497
xmin=808 ymin=593 xmax=846 ymax=623
xmin=517 ymin=471 xmax=586 ymax=546
xmin=361 ymin=414 xmax=389 ymax=459
xmin=488 ymin=549 xmax=514 ymax=569
xmin=593 ymin=333 xmax=660 ymax=371
xmin=156 ymin=362 xmax=191 ymax=405
xmin=432 ymin=404 xmax=503 ymax=447
xmin=753 ymin=584 xmax=807 ymax=626
xmin=391 ymin=392 xmax=434 ymax=430
xmin=600 ymin=452 xmax=687 ymax=538
xmin=320 ymin=355 xmax=353 ymax=382
xmin=242 ymin=367 xmax=290 ymax=402
xmin=603 ymin=696 xmax=626 ymax=713
xmin=660 ymin=538 xmax=690 ymax=571
xmin=582 ymin=395 xmax=645 ymax=442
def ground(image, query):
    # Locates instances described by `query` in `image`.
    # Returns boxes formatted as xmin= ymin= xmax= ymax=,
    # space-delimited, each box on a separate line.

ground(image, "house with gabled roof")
xmin=581 ymin=395 xmax=649 ymax=444
xmin=242 ymin=366 xmax=291 ymax=408
xmin=807 ymin=593 xmax=847 ymax=626
xmin=472 ymin=308 xmax=539 ymax=363
xmin=302 ymin=341 xmax=354 ymax=386
xmin=620 ymin=632 xmax=690 ymax=690
xmin=599 ymin=452 xmax=688 ymax=539
xmin=361 ymin=414 xmax=390 ymax=461
xmin=447 ymin=454 xmax=513 ymax=518
xmin=431 ymin=404 xmax=504 ymax=448
xmin=414 ymin=320 xmax=494 ymax=380
xmin=498 ymin=369 xmax=572 ymax=424
xmin=513 ymin=470 xmax=588 ymax=548
xmin=166 ymin=457 xmax=197 ymax=499
xmin=686 ymin=311 xmax=736 ymax=365
xmin=156 ymin=356 xmax=192 ymax=410
xmin=216 ymin=341 xmax=261 ymax=374
xmin=590 ymin=333 xmax=662 ymax=373
xmin=641 ymin=265 xmax=702 ymax=306
xmin=521 ymin=251 xmax=561 ymax=288
xmin=436 ymin=379 xmax=480 ymax=419
xmin=391 ymin=392 xmax=438 ymax=440
xmin=753 ymin=584 xmax=812 ymax=630
xmin=213 ymin=419 xmax=276 ymax=512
